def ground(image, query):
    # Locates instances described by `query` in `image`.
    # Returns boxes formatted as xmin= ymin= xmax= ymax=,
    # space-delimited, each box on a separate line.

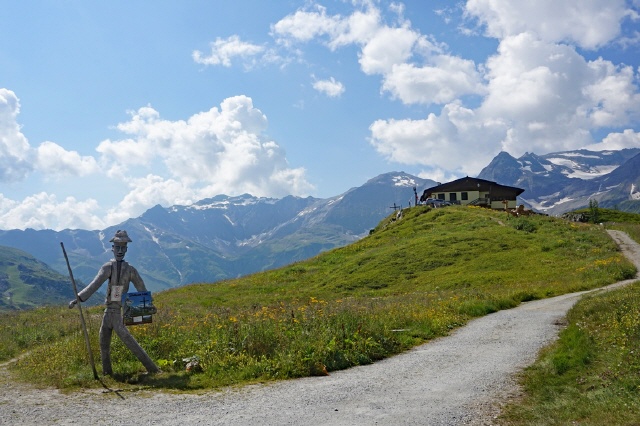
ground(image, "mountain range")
xmin=0 ymin=173 xmax=433 ymax=292
xmin=1 ymin=147 xmax=639 ymax=297
xmin=478 ymin=148 xmax=640 ymax=215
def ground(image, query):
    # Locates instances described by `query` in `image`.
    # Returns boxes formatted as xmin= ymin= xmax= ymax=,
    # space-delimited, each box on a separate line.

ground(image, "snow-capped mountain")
xmin=4 ymin=149 xmax=639 ymax=294
xmin=477 ymin=148 xmax=640 ymax=215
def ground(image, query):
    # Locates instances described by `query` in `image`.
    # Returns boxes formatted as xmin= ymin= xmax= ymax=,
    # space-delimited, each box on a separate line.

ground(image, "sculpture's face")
xmin=112 ymin=243 xmax=128 ymax=261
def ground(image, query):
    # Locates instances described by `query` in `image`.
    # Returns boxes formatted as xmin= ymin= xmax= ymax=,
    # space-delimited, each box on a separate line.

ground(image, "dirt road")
xmin=1 ymin=230 xmax=638 ymax=425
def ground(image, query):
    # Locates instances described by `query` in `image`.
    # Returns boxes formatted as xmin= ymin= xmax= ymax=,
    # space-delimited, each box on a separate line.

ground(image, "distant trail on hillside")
xmin=1 ymin=231 xmax=639 ymax=426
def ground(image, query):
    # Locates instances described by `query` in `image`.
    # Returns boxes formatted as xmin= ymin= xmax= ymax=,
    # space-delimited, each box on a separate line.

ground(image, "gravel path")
xmin=1 ymin=230 xmax=639 ymax=426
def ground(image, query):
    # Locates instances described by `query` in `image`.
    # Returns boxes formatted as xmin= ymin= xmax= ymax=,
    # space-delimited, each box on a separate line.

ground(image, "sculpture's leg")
xmin=99 ymin=312 xmax=114 ymax=376
xmin=113 ymin=318 xmax=160 ymax=374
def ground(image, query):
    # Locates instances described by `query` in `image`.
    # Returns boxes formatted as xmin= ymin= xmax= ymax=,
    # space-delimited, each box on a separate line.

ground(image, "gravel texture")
xmin=1 ymin=230 xmax=639 ymax=426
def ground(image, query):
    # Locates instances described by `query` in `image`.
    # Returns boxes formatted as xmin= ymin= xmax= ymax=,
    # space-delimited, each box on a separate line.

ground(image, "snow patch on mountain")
xmin=393 ymin=175 xmax=416 ymax=187
xmin=524 ymin=195 xmax=575 ymax=212
xmin=545 ymin=156 xmax=618 ymax=179
xmin=556 ymin=152 xmax=602 ymax=159
xmin=327 ymin=196 xmax=344 ymax=206
xmin=97 ymin=231 xmax=110 ymax=252
xmin=187 ymin=195 xmax=278 ymax=211
xmin=297 ymin=206 xmax=317 ymax=217
xmin=190 ymin=202 xmax=227 ymax=210
xmin=631 ymin=184 xmax=640 ymax=201
xmin=143 ymin=226 xmax=160 ymax=245
xmin=565 ymin=166 xmax=618 ymax=179
xmin=237 ymin=234 xmax=265 ymax=247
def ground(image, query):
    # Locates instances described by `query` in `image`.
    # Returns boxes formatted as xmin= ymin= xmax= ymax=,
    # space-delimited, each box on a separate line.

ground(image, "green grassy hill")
xmin=2 ymin=206 xmax=637 ymax=391
xmin=0 ymin=245 xmax=78 ymax=312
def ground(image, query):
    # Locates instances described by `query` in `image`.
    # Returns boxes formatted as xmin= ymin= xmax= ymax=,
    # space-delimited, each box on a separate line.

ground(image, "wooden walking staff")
xmin=61 ymin=242 xmax=99 ymax=380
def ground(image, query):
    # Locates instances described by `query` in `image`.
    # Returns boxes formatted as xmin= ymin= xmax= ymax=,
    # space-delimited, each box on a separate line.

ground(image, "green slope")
xmin=0 ymin=245 xmax=77 ymax=312
xmin=168 ymin=206 xmax=635 ymax=309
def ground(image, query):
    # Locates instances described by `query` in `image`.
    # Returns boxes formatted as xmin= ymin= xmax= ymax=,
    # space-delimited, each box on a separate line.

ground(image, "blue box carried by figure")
xmin=122 ymin=291 xmax=157 ymax=326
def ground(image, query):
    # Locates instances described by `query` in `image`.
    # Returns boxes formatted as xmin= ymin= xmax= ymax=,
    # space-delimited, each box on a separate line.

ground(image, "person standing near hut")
xmin=69 ymin=230 xmax=160 ymax=376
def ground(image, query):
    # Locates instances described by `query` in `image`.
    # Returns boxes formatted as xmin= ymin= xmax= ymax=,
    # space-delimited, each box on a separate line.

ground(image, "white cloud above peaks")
xmin=585 ymin=129 xmax=640 ymax=151
xmin=0 ymin=90 xmax=312 ymax=230
xmin=0 ymin=89 xmax=34 ymax=182
xmin=583 ymin=59 xmax=640 ymax=127
xmin=0 ymin=192 xmax=105 ymax=231
xmin=369 ymin=100 xmax=508 ymax=177
xmin=36 ymin=142 xmax=99 ymax=177
xmin=104 ymin=175 xmax=194 ymax=226
xmin=97 ymin=95 xmax=313 ymax=203
xmin=382 ymin=55 xmax=485 ymax=105
xmin=368 ymin=0 xmax=640 ymax=177
xmin=479 ymin=32 xmax=640 ymax=155
xmin=465 ymin=0 xmax=631 ymax=49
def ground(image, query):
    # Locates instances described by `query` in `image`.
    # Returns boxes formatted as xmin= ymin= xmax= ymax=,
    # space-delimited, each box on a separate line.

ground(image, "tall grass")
xmin=3 ymin=206 xmax=637 ymax=391
xmin=0 ymin=306 xmax=80 ymax=361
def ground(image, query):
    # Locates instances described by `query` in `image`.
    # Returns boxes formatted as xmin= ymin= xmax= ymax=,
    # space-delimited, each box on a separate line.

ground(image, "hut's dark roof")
xmin=423 ymin=177 xmax=524 ymax=197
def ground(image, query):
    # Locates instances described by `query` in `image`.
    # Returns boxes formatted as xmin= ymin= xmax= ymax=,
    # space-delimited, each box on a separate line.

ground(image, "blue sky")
xmin=1 ymin=0 xmax=639 ymax=230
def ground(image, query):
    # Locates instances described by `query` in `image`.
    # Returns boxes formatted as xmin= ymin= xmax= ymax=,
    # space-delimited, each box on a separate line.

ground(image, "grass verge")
xmin=499 ymin=281 xmax=640 ymax=425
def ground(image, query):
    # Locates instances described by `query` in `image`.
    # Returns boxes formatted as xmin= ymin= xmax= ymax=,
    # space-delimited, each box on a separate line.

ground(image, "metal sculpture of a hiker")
xmin=68 ymin=230 xmax=160 ymax=376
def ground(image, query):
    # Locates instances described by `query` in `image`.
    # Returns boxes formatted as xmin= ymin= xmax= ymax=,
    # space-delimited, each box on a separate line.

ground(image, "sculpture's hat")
xmin=109 ymin=230 xmax=132 ymax=244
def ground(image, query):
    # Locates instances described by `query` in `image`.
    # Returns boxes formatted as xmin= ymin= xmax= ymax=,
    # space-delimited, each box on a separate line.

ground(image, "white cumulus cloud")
xmin=36 ymin=141 xmax=99 ymax=177
xmin=104 ymin=175 xmax=195 ymax=226
xmin=465 ymin=0 xmax=632 ymax=49
xmin=312 ymin=76 xmax=345 ymax=97
xmin=97 ymin=95 xmax=314 ymax=203
xmin=369 ymin=101 xmax=505 ymax=177
xmin=0 ymin=192 xmax=105 ymax=231
xmin=585 ymin=129 xmax=640 ymax=151
xmin=193 ymin=35 xmax=266 ymax=67
xmin=1 ymin=90 xmax=313 ymax=230
xmin=273 ymin=2 xmax=480 ymax=106
xmin=0 ymin=89 xmax=34 ymax=182
xmin=382 ymin=55 xmax=485 ymax=105
xmin=0 ymin=88 xmax=103 ymax=183
xmin=366 ymin=1 xmax=640 ymax=176
xmin=271 ymin=4 xmax=343 ymax=45
xmin=369 ymin=27 xmax=640 ymax=175
xmin=357 ymin=25 xmax=423 ymax=75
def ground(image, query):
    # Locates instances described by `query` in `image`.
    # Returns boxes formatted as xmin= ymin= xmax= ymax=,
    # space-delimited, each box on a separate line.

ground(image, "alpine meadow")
xmin=1 ymin=205 xmax=640 ymax=424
